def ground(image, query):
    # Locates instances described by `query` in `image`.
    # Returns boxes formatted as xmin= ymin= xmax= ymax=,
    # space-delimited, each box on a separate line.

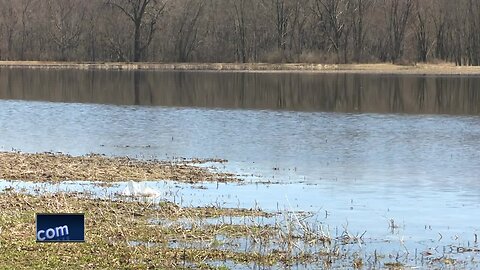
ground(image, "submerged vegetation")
xmin=0 ymin=189 xmax=477 ymax=269
xmin=0 ymin=152 xmax=478 ymax=269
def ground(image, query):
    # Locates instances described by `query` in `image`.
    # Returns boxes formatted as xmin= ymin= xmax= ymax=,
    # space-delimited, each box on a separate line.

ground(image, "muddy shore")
xmin=1 ymin=61 xmax=480 ymax=75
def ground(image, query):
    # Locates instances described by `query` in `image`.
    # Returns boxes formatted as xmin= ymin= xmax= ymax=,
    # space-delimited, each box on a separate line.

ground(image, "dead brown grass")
xmin=0 ymin=191 xmax=270 ymax=269
xmin=2 ymin=61 xmax=480 ymax=74
xmin=0 ymin=151 xmax=238 ymax=183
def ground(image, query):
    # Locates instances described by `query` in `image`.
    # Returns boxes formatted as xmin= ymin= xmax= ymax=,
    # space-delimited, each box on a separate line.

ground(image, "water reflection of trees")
xmin=0 ymin=69 xmax=479 ymax=115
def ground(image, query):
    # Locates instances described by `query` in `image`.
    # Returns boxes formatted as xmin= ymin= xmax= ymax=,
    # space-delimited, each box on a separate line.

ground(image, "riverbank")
xmin=0 ymin=152 xmax=237 ymax=183
xmin=1 ymin=61 xmax=480 ymax=75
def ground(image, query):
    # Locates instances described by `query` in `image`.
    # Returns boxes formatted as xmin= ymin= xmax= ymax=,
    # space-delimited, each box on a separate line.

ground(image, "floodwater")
xmin=1 ymin=69 xmax=480 ymax=266
xmin=1 ymin=68 xmax=480 ymax=114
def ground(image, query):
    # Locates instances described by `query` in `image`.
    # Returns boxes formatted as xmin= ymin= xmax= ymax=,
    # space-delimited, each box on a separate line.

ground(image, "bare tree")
xmin=312 ymin=0 xmax=350 ymax=63
xmin=384 ymin=0 xmax=414 ymax=63
xmin=450 ymin=0 xmax=468 ymax=65
xmin=47 ymin=0 xmax=85 ymax=61
xmin=350 ymin=0 xmax=372 ymax=62
xmin=107 ymin=0 xmax=166 ymax=62
xmin=174 ymin=0 xmax=204 ymax=62
xmin=466 ymin=0 xmax=480 ymax=65
xmin=273 ymin=0 xmax=292 ymax=52
xmin=0 ymin=0 xmax=18 ymax=60
xmin=16 ymin=0 xmax=35 ymax=60
xmin=100 ymin=6 xmax=131 ymax=61
xmin=192 ymin=0 xmax=232 ymax=62
xmin=232 ymin=0 xmax=249 ymax=63
xmin=413 ymin=0 xmax=432 ymax=62
xmin=82 ymin=2 xmax=103 ymax=62
xmin=289 ymin=0 xmax=308 ymax=58
xmin=431 ymin=0 xmax=448 ymax=60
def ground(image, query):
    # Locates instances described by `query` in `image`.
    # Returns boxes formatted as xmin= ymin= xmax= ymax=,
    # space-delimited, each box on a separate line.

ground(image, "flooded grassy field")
xmin=0 ymin=68 xmax=479 ymax=269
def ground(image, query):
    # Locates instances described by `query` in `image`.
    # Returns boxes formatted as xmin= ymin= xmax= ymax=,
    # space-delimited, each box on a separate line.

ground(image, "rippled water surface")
xmin=1 ymin=69 xmax=479 ymax=263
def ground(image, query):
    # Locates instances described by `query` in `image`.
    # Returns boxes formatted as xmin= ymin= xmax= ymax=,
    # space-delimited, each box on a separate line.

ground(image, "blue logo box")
xmin=36 ymin=213 xmax=85 ymax=242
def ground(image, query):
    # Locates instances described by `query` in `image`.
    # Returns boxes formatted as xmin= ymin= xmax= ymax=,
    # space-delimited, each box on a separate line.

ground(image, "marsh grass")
xmin=3 ymin=61 xmax=480 ymax=75
xmin=0 ymin=150 xmax=478 ymax=269
xmin=0 ymin=190 xmax=371 ymax=269
xmin=0 ymin=190 xmax=271 ymax=269
xmin=0 ymin=152 xmax=238 ymax=183
xmin=0 ymin=189 xmax=477 ymax=269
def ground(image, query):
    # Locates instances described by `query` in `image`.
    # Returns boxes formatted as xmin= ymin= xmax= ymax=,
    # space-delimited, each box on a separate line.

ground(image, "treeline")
xmin=0 ymin=0 xmax=479 ymax=65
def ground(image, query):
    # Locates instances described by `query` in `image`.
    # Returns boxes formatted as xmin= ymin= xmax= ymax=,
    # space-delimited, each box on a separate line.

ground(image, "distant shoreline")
xmin=1 ymin=61 xmax=480 ymax=75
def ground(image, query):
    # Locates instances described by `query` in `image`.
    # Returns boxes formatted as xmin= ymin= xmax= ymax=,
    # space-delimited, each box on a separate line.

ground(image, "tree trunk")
xmin=133 ymin=22 xmax=141 ymax=62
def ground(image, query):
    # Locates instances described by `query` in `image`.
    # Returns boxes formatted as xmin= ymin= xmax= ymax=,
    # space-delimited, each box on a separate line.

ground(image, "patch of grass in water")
xmin=0 ymin=151 xmax=239 ymax=183
xmin=0 ymin=191 xmax=270 ymax=269
xmin=384 ymin=262 xmax=404 ymax=269
xmin=0 ymin=191 xmax=329 ymax=269
xmin=1 ymin=190 xmax=478 ymax=269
